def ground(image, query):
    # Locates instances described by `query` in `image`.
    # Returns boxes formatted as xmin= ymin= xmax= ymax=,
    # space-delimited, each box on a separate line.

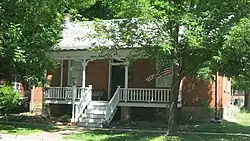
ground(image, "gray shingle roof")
xmin=55 ymin=21 xmax=110 ymax=50
xmin=54 ymin=19 xmax=174 ymax=51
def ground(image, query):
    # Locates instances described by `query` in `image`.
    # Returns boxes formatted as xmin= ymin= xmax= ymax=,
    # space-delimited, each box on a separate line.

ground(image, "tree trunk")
xmin=244 ymin=91 xmax=249 ymax=109
xmin=168 ymin=67 xmax=181 ymax=135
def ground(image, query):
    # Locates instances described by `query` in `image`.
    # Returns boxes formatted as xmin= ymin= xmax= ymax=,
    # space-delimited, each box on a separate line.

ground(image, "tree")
xmin=232 ymin=76 xmax=250 ymax=108
xmin=89 ymin=0 xmax=250 ymax=134
xmin=223 ymin=18 xmax=250 ymax=109
xmin=0 ymin=0 xmax=95 ymax=85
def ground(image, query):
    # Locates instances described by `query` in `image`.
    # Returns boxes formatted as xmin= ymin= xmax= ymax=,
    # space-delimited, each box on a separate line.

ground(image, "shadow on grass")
xmin=64 ymin=130 xmax=250 ymax=141
xmin=64 ymin=130 xmax=170 ymax=141
xmin=0 ymin=122 xmax=59 ymax=135
xmin=179 ymin=121 xmax=250 ymax=134
xmin=110 ymin=119 xmax=250 ymax=134
xmin=0 ymin=114 xmax=59 ymax=124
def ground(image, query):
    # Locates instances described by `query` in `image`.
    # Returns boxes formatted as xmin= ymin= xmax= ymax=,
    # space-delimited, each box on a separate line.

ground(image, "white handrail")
xmin=104 ymin=86 xmax=121 ymax=125
xmin=75 ymin=85 xmax=92 ymax=122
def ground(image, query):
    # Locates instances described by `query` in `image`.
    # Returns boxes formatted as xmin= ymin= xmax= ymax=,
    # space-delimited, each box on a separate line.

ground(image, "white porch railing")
xmin=44 ymin=87 xmax=86 ymax=100
xmin=75 ymin=85 xmax=92 ymax=122
xmin=104 ymin=86 xmax=121 ymax=126
xmin=119 ymin=88 xmax=171 ymax=102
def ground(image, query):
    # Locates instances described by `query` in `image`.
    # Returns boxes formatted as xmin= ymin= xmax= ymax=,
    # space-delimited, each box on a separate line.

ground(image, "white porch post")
xmin=108 ymin=60 xmax=112 ymax=100
xmin=81 ymin=59 xmax=87 ymax=88
xmin=124 ymin=65 xmax=129 ymax=102
xmin=121 ymin=65 xmax=130 ymax=120
xmin=60 ymin=60 xmax=64 ymax=87
xmin=125 ymin=65 xmax=128 ymax=89
xmin=71 ymin=83 xmax=77 ymax=122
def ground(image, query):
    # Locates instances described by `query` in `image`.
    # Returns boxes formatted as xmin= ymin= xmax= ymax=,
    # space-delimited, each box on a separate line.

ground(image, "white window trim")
xmin=12 ymin=74 xmax=21 ymax=92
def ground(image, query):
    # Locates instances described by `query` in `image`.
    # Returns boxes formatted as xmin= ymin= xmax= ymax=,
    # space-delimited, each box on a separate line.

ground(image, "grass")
xmin=65 ymin=130 xmax=250 ymax=141
xmin=109 ymin=111 xmax=250 ymax=134
xmin=65 ymin=111 xmax=250 ymax=141
xmin=182 ymin=111 xmax=250 ymax=134
xmin=0 ymin=122 xmax=58 ymax=135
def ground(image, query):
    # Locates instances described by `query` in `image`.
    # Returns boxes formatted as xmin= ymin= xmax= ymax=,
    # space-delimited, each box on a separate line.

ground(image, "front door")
xmin=111 ymin=65 xmax=125 ymax=98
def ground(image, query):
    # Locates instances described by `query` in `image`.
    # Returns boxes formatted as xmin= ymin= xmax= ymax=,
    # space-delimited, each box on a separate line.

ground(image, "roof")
xmin=54 ymin=19 xmax=175 ymax=51
xmin=55 ymin=21 xmax=109 ymax=51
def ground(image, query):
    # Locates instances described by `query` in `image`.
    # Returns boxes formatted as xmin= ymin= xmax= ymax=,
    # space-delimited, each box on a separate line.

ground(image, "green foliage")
xmin=0 ymin=0 xmax=95 ymax=85
xmin=223 ymin=17 xmax=250 ymax=92
xmin=240 ymin=107 xmax=249 ymax=113
xmin=201 ymin=101 xmax=214 ymax=116
xmin=0 ymin=85 xmax=21 ymax=115
xmin=60 ymin=114 xmax=70 ymax=123
xmin=90 ymin=0 xmax=250 ymax=79
xmin=85 ymin=0 xmax=250 ymax=133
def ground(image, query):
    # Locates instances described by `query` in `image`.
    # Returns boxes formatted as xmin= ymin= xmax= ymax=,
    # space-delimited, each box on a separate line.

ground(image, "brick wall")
xmin=49 ymin=64 xmax=61 ymax=86
xmin=86 ymin=59 xmax=109 ymax=94
xmin=128 ymin=59 xmax=156 ymax=88
xmin=31 ymin=87 xmax=43 ymax=114
xmin=182 ymin=75 xmax=231 ymax=109
xmin=129 ymin=59 xmax=156 ymax=120
xmin=182 ymin=77 xmax=213 ymax=107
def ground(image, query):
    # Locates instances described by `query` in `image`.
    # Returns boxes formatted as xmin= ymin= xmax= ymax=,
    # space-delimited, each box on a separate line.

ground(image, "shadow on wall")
xmin=181 ymin=77 xmax=214 ymax=123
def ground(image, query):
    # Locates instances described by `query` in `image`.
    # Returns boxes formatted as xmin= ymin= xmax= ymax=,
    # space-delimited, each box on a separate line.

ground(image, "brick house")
xmin=30 ymin=21 xmax=232 ymax=127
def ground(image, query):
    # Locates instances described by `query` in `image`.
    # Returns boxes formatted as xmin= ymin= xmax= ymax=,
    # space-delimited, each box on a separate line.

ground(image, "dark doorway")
xmin=110 ymin=65 xmax=125 ymax=121
xmin=111 ymin=65 xmax=125 ymax=97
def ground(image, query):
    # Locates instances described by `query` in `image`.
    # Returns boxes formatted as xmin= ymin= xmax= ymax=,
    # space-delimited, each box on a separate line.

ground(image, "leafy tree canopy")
xmin=223 ymin=17 xmax=250 ymax=91
xmin=0 ymin=0 xmax=95 ymax=85
xmin=83 ymin=0 xmax=250 ymax=134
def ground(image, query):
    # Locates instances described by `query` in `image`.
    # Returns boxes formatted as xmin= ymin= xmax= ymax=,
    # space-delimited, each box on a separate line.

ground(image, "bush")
xmin=60 ymin=114 xmax=70 ymax=123
xmin=0 ymin=85 xmax=21 ymax=115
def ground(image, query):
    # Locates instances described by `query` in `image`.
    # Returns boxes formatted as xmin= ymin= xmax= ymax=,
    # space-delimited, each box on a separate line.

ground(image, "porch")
xmin=44 ymin=86 xmax=171 ymax=108
xmin=43 ymin=85 xmax=172 ymax=127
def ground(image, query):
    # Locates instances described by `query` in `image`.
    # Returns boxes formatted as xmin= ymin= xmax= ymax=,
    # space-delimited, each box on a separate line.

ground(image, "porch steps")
xmin=77 ymin=101 xmax=108 ymax=128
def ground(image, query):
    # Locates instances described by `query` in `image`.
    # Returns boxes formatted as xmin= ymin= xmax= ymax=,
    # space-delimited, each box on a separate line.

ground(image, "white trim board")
xmin=47 ymin=49 xmax=145 ymax=60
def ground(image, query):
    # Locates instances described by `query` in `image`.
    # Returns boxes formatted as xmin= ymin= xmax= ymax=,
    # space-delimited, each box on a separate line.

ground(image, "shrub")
xmin=60 ymin=114 xmax=70 ymax=123
xmin=0 ymin=85 xmax=21 ymax=115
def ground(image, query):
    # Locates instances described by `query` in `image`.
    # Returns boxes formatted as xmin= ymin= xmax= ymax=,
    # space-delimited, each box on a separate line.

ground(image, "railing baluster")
xmin=134 ymin=89 xmax=136 ymax=101
xmin=164 ymin=90 xmax=166 ymax=102
xmin=59 ymin=88 xmax=61 ymax=99
xmin=157 ymin=90 xmax=159 ymax=101
xmin=136 ymin=89 xmax=139 ymax=101
xmin=161 ymin=90 xmax=163 ymax=102
xmin=154 ymin=89 xmax=156 ymax=101
xmin=168 ymin=90 xmax=170 ymax=102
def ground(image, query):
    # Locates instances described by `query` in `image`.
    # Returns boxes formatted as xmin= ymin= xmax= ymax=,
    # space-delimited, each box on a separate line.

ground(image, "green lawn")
xmin=65 ymin=112 xmax=250 ymax=141
xmin=181 ymin=111 xmax=250 ymax=134
xmin=65 ymin=130 xmax=250 ymax=141
xmin=0 ymin=123 xmax=58 ymax=135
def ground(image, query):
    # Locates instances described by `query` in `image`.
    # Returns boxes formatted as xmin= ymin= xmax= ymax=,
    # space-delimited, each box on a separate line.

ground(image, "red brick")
xmin=129 ymin=59 xmax=156 ymax=88
xmin=86 ymin=59 xmax=109 ymax=92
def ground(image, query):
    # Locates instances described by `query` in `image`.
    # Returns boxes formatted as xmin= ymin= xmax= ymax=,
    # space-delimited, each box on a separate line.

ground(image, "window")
xmin=12 ymin=75 xmax=21 ymax=92
xmin=0 ymin=73 xmax=21 ymax=92
xmin=68 ymin=60 xmax=83 ymax=86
